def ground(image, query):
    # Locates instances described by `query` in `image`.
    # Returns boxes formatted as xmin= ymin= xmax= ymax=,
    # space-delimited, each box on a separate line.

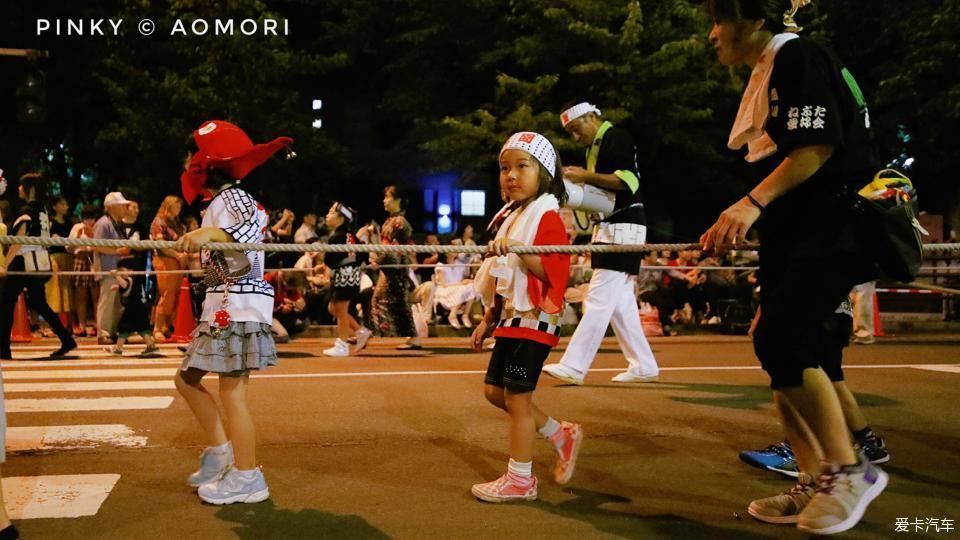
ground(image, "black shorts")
xmin=331 ymin=285 xmax=359 ymax=302
xmin=753 ymin=254 xmax=865 ymax=390
xmin=484 ymin=337 xmax=551 ymax=394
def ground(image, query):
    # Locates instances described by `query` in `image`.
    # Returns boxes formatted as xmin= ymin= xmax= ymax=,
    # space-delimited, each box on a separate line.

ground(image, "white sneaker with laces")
xmin=610 ymin=371 xmax=660 ymax=383
xmin=354 ymin=328 xmax=373 ymax=352
xmin=197 ymin=467 xmax=270 ymax=505
xmin=323 ymin=338 xmax=351 ymax=357
xmin=796 ymin=457 xmax=888 ymax=535
xmin=541 ymin=363 xmax=585 ymax=385
xmin=187 ymin=444 xmax=234 ymax=487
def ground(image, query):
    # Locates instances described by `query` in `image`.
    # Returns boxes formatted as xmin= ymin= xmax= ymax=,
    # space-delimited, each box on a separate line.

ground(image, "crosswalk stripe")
xmin=3 ymin=368 xmax=176 ymax=380
xmin=6 ymin=396 xmax=175 ymax=412
xmin=11 ymin=344 xmax=185 ymax=351
xmin=5 ymin=380 xmax=177 ymax=393
xmin=4 ymin=474 xmax=121 ymax=519
xmin=7 ymin=425 xmax=148 ymax=453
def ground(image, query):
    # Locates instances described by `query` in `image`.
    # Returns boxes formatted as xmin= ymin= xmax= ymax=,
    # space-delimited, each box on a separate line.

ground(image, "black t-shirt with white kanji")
xmin=754 ymin=37 xmax=878 ymax=259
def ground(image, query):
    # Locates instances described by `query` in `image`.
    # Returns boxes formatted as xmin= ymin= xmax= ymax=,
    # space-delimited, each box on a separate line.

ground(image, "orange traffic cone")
xmin=169 ymin=277 xmax=197 ymax=343
xmin=872 ymin=292 xmax=884 ymax=337
xmin=11 ymin=293 xmax=33 ymax=343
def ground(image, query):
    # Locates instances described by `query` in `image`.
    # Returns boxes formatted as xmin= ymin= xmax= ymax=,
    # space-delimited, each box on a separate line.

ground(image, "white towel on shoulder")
xmin=728 ymin=33 xmax=798 ymax=163
xmin=474 ymin=193 xmax=559 ymax=312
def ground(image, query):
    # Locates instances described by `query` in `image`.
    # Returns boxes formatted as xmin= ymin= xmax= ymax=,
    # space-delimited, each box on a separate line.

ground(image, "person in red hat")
xmin=173 ymin=120 xmax=292 ymax=505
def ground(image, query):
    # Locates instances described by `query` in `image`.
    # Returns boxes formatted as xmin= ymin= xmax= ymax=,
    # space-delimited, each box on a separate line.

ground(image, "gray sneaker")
xmin=747 ymin=472 xmax=816 ymax=524
xmin=797 ymin=457 xmax=888 ymax=535
xmin=197 ymin=467 xmax=270 ymax=505
xmin=187 ymin=444 xmax=234 ymax=487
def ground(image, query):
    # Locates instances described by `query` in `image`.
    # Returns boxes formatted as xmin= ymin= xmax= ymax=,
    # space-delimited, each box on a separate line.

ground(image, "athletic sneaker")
xmin=104 ymin=346 xmax=123 ymax=356
xmin=197 ymin=467 xmax=270 ymax=505
xmin=796 ymin=457 xmax=888 ymax=535
xmin=139 ymin=345 xmax=160 ymax=358
xmin=187 ymin=445 xmax=234 ymax=487
xmin=739 ymin=440 xmax=799 ymax=478
xmin=354 ymin=327 xmax=373 ymax=352
xmin=610 ymin=371 xmax=659 ymax=383
xmin=323 ymin=338 xmax=350 ymax=357
xmin=747 ymin=472 xmax=816 ymax=524
xmin=541 ymin=363 xmax=585 ymax=385
xmin=855 ymin=434 xmax=890 ymax=464
xmin=552 ymin=422 xmax=583 ymax=485
xmin=471 ymin=474 xmax=538 ymax=503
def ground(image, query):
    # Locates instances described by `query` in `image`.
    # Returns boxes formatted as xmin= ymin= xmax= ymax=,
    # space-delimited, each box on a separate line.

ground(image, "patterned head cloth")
xmin=332 ymin=201 xmax=355 ymax=222
xmin=499 ymin=132 xmax=558 ymax=178
xmin=783 ymin=0 xmax=812 ymax=33
xmin=560 ymin=102 xmax=602 ymax=128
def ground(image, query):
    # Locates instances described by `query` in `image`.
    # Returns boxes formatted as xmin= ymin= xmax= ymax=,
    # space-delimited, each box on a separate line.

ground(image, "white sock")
xmin=538 ymin=417 xmax=561 ymax=439
xmin=209 ymin=441 xmax=232 ymax=455
xmin=234 ymin=468 xmax=259 ymax=479
xmin=507 ymin=458 xmax=532 ymax=478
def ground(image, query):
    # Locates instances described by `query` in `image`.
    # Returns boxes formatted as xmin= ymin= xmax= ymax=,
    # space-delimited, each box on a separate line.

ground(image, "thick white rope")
xmin=1 ymin=235 xmax=958 ymax=254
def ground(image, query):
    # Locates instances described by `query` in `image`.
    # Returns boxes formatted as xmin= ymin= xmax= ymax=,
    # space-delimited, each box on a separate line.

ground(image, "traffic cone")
xmin=872 ymin=291 xmax=884 ymax=337
xmin=11 ymin=293 xmax=33 ymax=343
xmin=169 ymin=277 xmax=197 ymax=343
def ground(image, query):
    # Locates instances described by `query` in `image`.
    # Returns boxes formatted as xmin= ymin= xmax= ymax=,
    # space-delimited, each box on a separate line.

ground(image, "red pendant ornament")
xmin=213 ymin=309 xmax=231 ymax=329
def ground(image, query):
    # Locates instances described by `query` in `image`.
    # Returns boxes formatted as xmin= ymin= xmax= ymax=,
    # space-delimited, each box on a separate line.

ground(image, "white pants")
xmin=558 ymin=268 xmax=659 ymax=376
xmin=851 ymin=280 xmax=876 ymax=338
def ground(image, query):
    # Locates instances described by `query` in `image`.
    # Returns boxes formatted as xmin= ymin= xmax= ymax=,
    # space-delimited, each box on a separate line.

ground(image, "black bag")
xmin=848 ymin=169 xmax=924 ymax=283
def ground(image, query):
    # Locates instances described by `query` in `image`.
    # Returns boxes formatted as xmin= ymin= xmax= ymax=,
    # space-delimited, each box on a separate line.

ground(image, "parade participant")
xmin=471 ymin=132 xmax=582 ymax=503
xmin=701 ymin=0 xmax=886 ymax=534
xmin=322 ymin=201 xmax=372 ymax=357
xmin=0 ymin=173 xmax=78 ymax=359
xmin=174 ymin=120 xmax=292 ymax=505
xmin=540 ymin=102 xmax=660 ymax=385
xmin=371 ymin=185 xmax=421 ymax=349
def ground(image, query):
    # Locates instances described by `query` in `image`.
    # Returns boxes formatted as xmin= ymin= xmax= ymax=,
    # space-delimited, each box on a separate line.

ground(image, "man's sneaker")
xmin=104 ymin=346 xmax=123 ymax=356
xmin=197 ymin=467 xmax=270 ymax=505
xmin=739 ymin=440 xmax=799 ymax=478
xmin=187 ymin=445 xmax=234 ymax=487
xmin=796 ymin=457 xmax=889 ymax=535
xmin=610 ymin=371 xmax=659 ymax=383
xmin=747 ymin=472 xmax=816 ymax=524
xmin=855 ymin=435 xmax=890 ymax=464
xmin=541 ymin=363 xmax=585 ymax=386
xmin=323 ymin=338 xmax=350 ymax=357
xmin=471 ymin=474 xmax=538 ymax=503
xmin=354 ymin=327 xmax=373 ymax=352
xmin=552 ymin=422 xmax=583 ymax=485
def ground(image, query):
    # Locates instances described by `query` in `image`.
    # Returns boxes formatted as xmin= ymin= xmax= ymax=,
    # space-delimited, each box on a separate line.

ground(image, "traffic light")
xmin=16 ymin=67 xmax=47 ymax=124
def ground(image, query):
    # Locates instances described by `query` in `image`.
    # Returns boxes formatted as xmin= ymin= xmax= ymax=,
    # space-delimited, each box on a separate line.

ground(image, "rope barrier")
xmin=1 ymin=235 xmax=958 ymax=255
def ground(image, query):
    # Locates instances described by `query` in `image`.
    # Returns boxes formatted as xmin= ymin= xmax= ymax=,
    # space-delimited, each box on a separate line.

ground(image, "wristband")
xmin=746 ymin=193 xmax=765 ymax=213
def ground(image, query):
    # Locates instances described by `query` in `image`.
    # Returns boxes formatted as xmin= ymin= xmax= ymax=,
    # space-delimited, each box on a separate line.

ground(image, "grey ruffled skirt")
xmin=180 ymin=321 xmax=277 ymax=374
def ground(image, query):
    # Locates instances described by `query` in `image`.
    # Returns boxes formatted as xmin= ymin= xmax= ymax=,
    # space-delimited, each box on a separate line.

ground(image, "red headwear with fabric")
xmin=181 ymin=120 xmax=294 ymax=206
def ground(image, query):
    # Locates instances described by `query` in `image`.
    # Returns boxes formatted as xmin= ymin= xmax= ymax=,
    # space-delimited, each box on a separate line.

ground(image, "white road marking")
xmin=4 ymin=380 xmax=176 ymax=393
xmin=3 ymin=368 xmax=176 ymax=380
xmin=7 ymin=425 xmax=148 ymax=453
xmin=6 ymin=397 xmax=175 ymax=412
xmin=910 ymin=364 xmax=960 ymax=374
xmin=3 ymin=474 xmax=121 ymax=519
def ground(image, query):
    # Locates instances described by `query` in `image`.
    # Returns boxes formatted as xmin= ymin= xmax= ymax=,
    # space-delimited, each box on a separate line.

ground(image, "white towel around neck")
xmin=728 ymin=33 xmax=798 ymax=163
xmin=474 ymin=193 xmax=559 ymax=312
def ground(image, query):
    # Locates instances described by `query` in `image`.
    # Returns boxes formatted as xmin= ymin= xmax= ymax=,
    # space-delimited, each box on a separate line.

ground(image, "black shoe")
xmin=49 ymin=339 xmax=78 ymax=359
xmin=396 ymin=343 xmax=423 ymax=350
xmin=0 ymin=524 xmax=20 ymax=540
xmin=856 ymin=435 xmax=891 ymax=464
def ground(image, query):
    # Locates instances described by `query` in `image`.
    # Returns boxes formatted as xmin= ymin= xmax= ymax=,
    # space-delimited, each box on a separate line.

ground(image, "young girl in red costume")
xmin=470 ymin=132 xmax=583 ymax=503
xmin=174 ymin=120 xmax=292 ymax=505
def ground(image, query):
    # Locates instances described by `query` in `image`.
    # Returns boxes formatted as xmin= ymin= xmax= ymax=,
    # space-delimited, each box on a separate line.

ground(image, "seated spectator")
xmin=268 ymin=272 xmax=308 ymax=341
xmin=294 ymin=213 xmax=321 ymax=244
xmin=433 ymin=240 xmax=477 ymax=329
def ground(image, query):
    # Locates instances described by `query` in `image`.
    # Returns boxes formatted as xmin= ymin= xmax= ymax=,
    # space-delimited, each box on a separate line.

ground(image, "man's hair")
xmin=703 ymin=0 xmax=784 ymax=29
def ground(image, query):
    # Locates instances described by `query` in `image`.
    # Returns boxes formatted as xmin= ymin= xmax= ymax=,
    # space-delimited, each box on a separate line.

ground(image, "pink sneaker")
xmin=552 ymin=422 xmax=583 ymax=485
xmin=471 ymin=473 xmax=538 ymax=503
